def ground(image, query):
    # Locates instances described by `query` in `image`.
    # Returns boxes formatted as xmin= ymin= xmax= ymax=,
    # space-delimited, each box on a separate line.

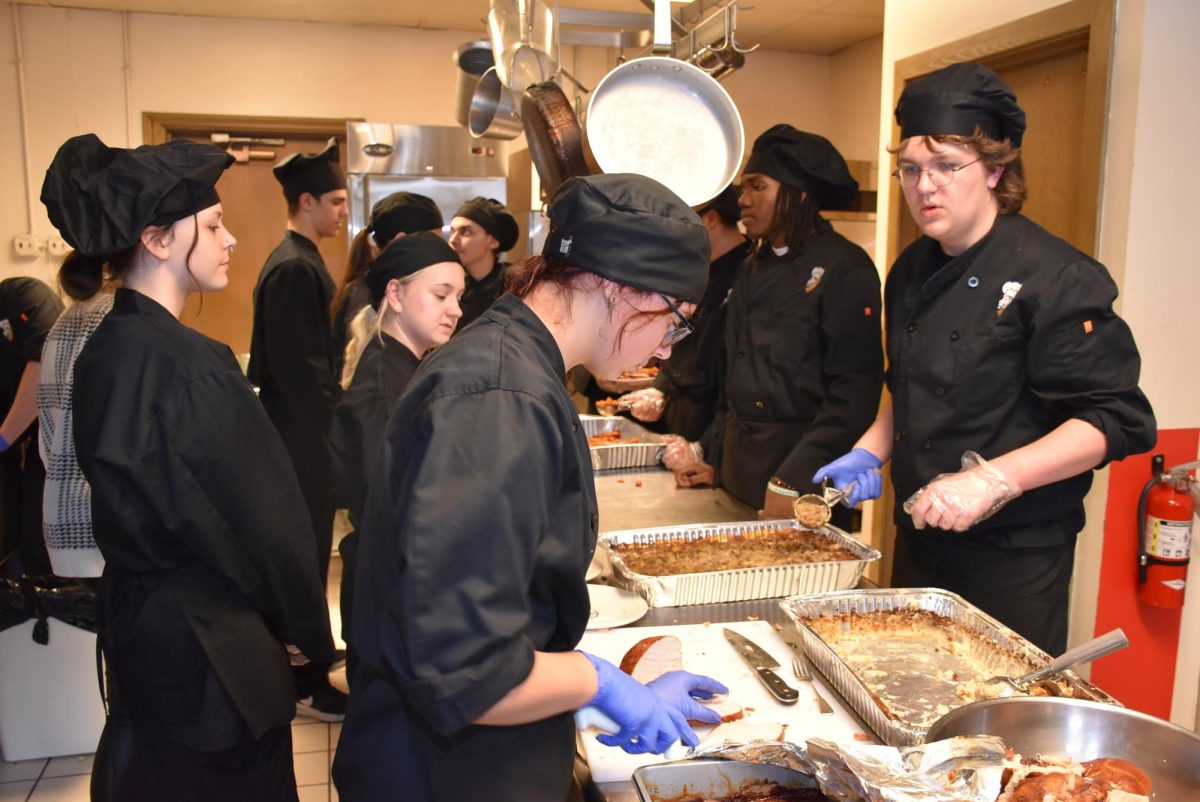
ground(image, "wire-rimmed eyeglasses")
xmin=659 ymin=294 xmax=694 ymax=348
xmin=892 ymin=157 xmax=982 ymax=189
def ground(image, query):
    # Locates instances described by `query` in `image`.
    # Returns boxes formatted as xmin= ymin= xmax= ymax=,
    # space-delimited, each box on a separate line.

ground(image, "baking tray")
xmin=603 ymin=520 xmax=880 ymax=607
xmin=633 ymin=758 xmax=822 ymax=802
xmin=580 ymin=414 xmax=664 ymax=471
xmin=779 ymin=589 xmax=1121 ymax=747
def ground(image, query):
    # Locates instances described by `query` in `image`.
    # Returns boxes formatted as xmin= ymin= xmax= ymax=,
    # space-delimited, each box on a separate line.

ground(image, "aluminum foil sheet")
xmin=580 ymin=414 xmax=665 ymax=471
xmin=779 ymin=589 xmax=1120 ymax=747
xmin=602 ymin=520 xmax=880 ymax=607
xmin=690 ymin=736 xmax=1012 ymax=802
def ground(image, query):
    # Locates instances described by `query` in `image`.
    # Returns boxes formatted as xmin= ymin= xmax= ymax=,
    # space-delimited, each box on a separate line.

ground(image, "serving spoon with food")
xmin=792 ymin=481 xmax=854 ymax=529
xmin=982 ymin=628 xmax=1129 ymax=697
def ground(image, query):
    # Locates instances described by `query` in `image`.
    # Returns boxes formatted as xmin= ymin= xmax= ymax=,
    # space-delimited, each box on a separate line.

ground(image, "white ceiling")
xmin=16 ymin=0 xmax=884 ymax=55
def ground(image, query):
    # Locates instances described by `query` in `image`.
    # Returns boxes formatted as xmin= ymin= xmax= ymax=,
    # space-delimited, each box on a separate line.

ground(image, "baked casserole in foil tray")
xmin=779 ymin=589 xmax=1120 ymax=747
xmin=579 ymin=414 xmax=664 ymax=471
xmin=602 ymin=520 xmax=879 ymax=607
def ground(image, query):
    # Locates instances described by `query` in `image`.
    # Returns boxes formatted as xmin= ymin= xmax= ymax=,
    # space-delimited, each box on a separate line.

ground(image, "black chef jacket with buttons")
xmin=333 ymin=293 xmax=597 ymax=801
xmin=654 ymin=239 xmax=751 ymax=441
xmin=886 ymin=213 xmax=1156 ymax=546
xmin=703 ymin=219 xmax=883 ymax=506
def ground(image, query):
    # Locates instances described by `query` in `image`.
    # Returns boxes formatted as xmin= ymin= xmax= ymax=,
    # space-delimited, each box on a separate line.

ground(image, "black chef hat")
xmin=696 ymin=183 xmax=741 ymax=227
xmin=454 ymin=197 xmax=519 ymax=254
xmin=542 ymin=174 xmax=710 ymax=303
xmin=895 ymin=62 xmax=1026 ymax=147
xmin=40 ymin=134 xmax=233 ymax=258
xmin=273 ymin=137 xmax=347 ymax=203
xmin=743 ymin=125 xmax=858 ymax=211
xmin=366 ymin=231 xmax=463 ymax=307
xmin=370 ymin=192 xmax=443 ymax=245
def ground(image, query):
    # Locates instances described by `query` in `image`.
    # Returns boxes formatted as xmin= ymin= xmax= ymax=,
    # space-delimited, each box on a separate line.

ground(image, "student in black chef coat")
xmin=666 ymin=125 xmax=884 ymax=521
xmin=0 ymin=277 xmax=62 ymax=575
xmin=247 ymin=137 xmax=349 ymax=720
xmin=41 ymin=134 xmax=334 ymax=801
xmin=330 ymin=191 xmax=444 ymax=377
xmin=616 ymin=184 xmax=751 ymax=440
xmin=815 ymin=63 xmax=1156 ymax=653
xmin=330 ymin=233 xmax=465 ymax=687
xmin=333 ymin=174 xmax=728 ymax=802
xmin=449 ymin=196 xmax=520 ymax=329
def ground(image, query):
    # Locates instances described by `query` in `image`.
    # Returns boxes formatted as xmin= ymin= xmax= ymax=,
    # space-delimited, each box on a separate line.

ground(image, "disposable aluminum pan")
xmin=580 ymin=415 xmax=664 ymax=471
xmin=633 ymin=758 xmax=820 ymax=802
xmin=603 ymin=520 xmax=880 ymax=607
xmin=779 ymin=589 xmax=1121 ymax=747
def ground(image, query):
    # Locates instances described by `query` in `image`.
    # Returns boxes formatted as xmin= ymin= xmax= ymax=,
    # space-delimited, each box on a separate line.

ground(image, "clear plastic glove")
xmin=903 ymin=451 xmax=1022 ymax=532
xmin=618 ymin=388 xmax=666 ymax=422
xmin=813 ymin=448 xmax=884 ymax=508
xmin=661 ymin=435 xmax=704 ymax=471
xmin=580 ymin=652 xmax=705 ymax=754
xmin=646 ymin=670 xmax=729 ymax=726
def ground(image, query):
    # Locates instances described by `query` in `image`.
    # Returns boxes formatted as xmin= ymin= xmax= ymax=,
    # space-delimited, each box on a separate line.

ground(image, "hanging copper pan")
xmin=521 ymin=81 xmax=591 ymax=201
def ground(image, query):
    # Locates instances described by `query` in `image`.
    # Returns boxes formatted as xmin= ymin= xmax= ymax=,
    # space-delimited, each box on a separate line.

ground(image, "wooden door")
xmin=145 ymin=115 xmax=350 ymax=355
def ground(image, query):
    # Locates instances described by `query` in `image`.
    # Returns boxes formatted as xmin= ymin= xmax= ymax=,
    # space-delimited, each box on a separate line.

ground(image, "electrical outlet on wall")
xmin=12 ymin=234 xmax=42 ymax=258
xmin=47 ymin=235 xmax=70 ymax=257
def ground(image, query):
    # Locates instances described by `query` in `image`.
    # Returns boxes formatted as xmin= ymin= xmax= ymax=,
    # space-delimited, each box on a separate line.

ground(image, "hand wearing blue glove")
xmin=580 ymin=653 xmax=724 ymax=755
xmin=813 ymin=448 xmax=883 ymax=507
xmin=646 ymin=670 xmax=729 ymax=726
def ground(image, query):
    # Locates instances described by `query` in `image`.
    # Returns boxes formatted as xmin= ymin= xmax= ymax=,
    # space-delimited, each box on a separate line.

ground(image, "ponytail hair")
xmin=341 ymin=301 xmax=386 ymax=389
xmin=332 ymin=228 xmax=378 ymax=320
xmin=58 ymin=239 xmax=147 ymax=301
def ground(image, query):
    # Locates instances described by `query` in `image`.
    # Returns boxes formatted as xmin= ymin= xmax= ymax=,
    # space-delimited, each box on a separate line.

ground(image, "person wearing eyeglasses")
xmin=665 ymin=125 xmax=884 ymax=524
xmin=332 ymin=174 xmax=727 ymax=802
xmin=814 ymin=63 xmax=1155 ymax=654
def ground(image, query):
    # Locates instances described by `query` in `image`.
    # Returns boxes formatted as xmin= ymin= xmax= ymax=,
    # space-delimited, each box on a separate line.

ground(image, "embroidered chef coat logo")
xmin=996 ymin=281 xmax=1022 ymax=316
xmin=0 ymin=319 xmax=11 ymax=342
xmin=805 ymin=267 xmax=825 ymax=293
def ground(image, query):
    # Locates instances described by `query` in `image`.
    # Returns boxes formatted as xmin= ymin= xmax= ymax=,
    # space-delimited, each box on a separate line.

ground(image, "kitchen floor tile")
xmin=297 ymin=784 xmax=328 ymax=802
xmin=292 ymin=750 xmax=329 ymax=787
xmin=291 ymin=722 xmax=330 ymax=754
xmin=0 ymin=780 xmax=33 ymax=802
xmin=26 ymin=774 xmax=89 ymax=802
xmin=40 ymin=755 xmax=92 ymax=779
xmin=330 ymin=721 xmax=342 ymax=749
xmin=0 ymin=758 xmax=45 ymax=784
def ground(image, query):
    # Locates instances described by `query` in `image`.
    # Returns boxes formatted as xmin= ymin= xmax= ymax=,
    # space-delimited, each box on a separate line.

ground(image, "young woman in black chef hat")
xmin=329 ymin=232 xmax=465 ymax=688
xmin=816 ymin=63 xmax=1156 ymax=653
xmin=40 ymin=134 xmax=335 ymax=800
xmin=665 ymin=124 xmax=885 ymax=523
xmin=333 ymin=174 xmax=727 ymax=802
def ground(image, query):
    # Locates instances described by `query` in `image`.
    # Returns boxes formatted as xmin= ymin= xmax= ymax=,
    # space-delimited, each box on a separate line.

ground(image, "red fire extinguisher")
xmin=1137 ymin=454 xmax=1199 ymax=609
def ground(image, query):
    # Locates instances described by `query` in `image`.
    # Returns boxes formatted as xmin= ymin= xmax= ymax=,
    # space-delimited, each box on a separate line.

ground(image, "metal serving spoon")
xmin=982 ymin=628 xmax=1129 ymax=697
xmin=792 ymin=482 xmax=852 ymax=529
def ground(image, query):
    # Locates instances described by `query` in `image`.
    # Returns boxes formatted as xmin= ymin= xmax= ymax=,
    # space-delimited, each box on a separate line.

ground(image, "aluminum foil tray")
xmin=633 ymin=758 xmax=820 ymax=802
xmin=602 ymin=520 xmax=880 ymax=607
xmin=580 ymin=414 xmax=664 ymax=471
xmin=779 ymin=589 xmax=1120 ymax=747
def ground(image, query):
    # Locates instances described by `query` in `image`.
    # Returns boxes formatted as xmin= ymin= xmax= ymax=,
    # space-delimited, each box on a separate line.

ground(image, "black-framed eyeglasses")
xmin=659 ymin=294 xmax=694 ymax=348
xmin=892 ymin=157 xmax=982 ymax=189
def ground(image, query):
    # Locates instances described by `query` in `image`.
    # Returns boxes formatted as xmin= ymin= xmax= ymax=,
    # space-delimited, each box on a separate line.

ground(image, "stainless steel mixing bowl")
xmin=926 ymin=696 xmax=1200 ymax=798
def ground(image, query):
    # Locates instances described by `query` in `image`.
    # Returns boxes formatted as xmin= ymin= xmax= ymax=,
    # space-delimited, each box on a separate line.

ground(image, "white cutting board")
xmin=577 ymin=620 xmax=869 ymax=784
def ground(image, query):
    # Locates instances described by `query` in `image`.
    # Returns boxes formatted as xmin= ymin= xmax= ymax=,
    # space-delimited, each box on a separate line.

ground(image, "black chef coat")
xmin=654 ymin=240 xmax=750 ymax=440
xmin=703 ymin=220 xmax=883 ymax=506
xmin=457 ymin=261 xmax=510 ymax=332
xmin=331 ymin=280 xmax=371 ymax=381
xmin=73 ymin=289 xmax=334 ymax=753
xmin=247 ymin=230 xmax=338 ymax=580
xmin=332 ymin=293 xmax=597 ymax=802
xmin=330 ymin=333 xmax=420 ymax=526
xmin=0 ymin=277 xmax=62 ymax=573
xmin=886 ymin=213 xmax=1156 ymax=546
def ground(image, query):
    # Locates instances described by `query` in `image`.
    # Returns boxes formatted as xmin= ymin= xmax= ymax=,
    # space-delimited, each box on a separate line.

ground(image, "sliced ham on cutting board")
xmin=576 ymin=620 xmax=870 ymax=784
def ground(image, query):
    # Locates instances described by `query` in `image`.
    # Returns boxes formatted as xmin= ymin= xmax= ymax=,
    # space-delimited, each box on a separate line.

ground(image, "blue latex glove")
xmin=813 ymin=448 xmax=883 ymax=507
xmin=647 ymin=670 xmax=729 ymax=726
xmin=581 ymin=653 xmax=717 ymax=755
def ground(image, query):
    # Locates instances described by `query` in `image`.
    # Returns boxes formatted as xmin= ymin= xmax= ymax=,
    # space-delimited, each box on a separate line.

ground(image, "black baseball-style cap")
xmin=895 ymin=62 xmax=1026 ymax=147
xmin=367 ymin=231 xmax=463 ymax=307
xmin=542 ymin=174 xmax=710 ymax=303
xmin=41 ymin=134 xmax=234 ymax=257
xmin=273 ymin=137 xmax=347 ymax=203
xmin=454 ymin=197 xmax=519 ymax=254
xmin=742 ymin=124 xmax=858 ymax=211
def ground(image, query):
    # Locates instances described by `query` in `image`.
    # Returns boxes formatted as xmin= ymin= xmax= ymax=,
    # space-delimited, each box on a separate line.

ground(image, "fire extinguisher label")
xmin=1163 ymin=579 xmax=1187 ymax=591
xmin=1147 ymin=516 xmax=1192 ymax=559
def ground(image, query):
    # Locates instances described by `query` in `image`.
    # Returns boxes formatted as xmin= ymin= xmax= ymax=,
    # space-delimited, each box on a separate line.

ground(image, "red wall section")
xmin=1092 ymin=428 xmax=1199 ymax=717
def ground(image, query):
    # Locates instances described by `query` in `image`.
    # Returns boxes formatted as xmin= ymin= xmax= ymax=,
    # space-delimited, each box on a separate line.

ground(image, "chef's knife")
xmin=723 ymin=628 xmax=799 ymax=705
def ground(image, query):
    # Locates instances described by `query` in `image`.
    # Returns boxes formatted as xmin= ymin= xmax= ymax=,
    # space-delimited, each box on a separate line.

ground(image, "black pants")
xmin=0 ymin=435 xmax=50 ymax=575
xmin=891 ymin=527 xmax=1075 ymax=654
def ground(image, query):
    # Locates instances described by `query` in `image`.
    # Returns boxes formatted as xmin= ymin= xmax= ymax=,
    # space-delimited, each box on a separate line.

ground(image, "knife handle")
xmin=754 ymin=667 xmax=799 ymax=705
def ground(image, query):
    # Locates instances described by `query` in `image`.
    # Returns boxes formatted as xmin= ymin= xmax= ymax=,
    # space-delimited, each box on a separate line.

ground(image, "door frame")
xmin=873 ymin=0 xmax=1115 ymax=583
xmin=143 ymin=112 xmax=355 ymax=146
